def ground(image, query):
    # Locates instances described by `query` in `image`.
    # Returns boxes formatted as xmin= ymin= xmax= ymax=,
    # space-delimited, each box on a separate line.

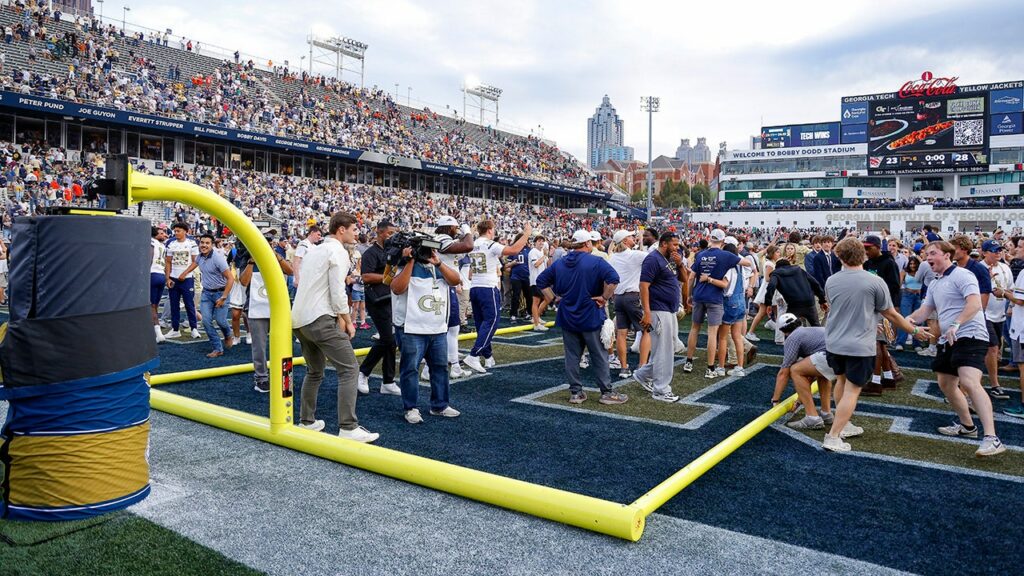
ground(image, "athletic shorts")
xmin=614 ymin=292 xmax=643 ymax=331
xmin=692 ymin=301 xmax=724 ymax=326
xmin=150 ymin=273 xmax=165 ymax=306
xmin=809 ymin=350 xmax=836 ymax=381
xmin=932 ymin=338 xmax=988 ymax=376
xmin=228 ymin=281 xmax=247 ymax=309
xmin=825 ymin=352 xmax=875 ymax=387
xmin=532 ymin=285 xmax=545 ymax=300
xmin=351 ymin=289 xmax=365 ymax=302
xmin=987 ymin=320 xmax=1003 ymax=348
xmin=1012 ymin=339 xmax=1024 ymax=364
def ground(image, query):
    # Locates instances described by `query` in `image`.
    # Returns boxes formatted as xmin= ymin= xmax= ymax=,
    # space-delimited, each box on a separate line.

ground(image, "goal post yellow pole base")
xmin=150 ymin=388 xmax=645 ymax=541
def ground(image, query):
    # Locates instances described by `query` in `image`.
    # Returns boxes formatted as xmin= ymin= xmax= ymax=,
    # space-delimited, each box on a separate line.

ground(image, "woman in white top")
xmin=746 ymin=244 xmax=780 ymax=341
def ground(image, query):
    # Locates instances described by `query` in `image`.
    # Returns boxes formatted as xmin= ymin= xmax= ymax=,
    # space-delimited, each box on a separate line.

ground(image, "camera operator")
xmin=238 ymin=232 xmax=293 ymax=393
xmin=292 ymin=211 xmax=378 ymax=443
xmin=357 ymin=219 xmax=401 ymax=396
xmin=390 ymin=241 xmax=464 ymax=423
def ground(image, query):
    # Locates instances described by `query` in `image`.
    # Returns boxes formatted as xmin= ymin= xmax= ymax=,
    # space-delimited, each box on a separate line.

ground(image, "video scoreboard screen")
xmin=867 ymin=93 xmax=988 ymax=175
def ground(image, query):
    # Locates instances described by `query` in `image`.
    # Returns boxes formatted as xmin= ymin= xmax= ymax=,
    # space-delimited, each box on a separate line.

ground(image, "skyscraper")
xmin=587 ymin=95 xmax=633 ymax=168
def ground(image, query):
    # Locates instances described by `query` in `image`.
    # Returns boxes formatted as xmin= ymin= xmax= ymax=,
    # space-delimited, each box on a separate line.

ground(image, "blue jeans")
xmin=897 ymin=291 xmax=922 ymax=346
xmin=469 ymin=286 xmax=501 ymax=358
xmin=398 ymin=331 xmax=449 ymax=412
xmin=200 ymin=289 xmax=231 ymax=352
xmin=168 ymin=276 xmax=197 ymax=330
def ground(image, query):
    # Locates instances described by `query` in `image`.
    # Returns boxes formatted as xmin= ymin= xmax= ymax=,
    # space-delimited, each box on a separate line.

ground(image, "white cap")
xmin=436 ymin=216 xmax=459 ymax=227
xmin=709 ymin=229 xmax=726 ymax=242
xmin=612 ymin=230 xmax=634 ymax=243
xmin=572 ymin=230 xmax=593 ymax=244
xmin=590 ymin=231 xmax=602 ymax=241
xmin=724 ymin=236 xmax=739 ymax=246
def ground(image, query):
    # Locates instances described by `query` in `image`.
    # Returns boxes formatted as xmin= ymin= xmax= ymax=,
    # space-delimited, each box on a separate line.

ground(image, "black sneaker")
xmin=254 ymin=381 xmax=270 ymax=393
xmin=988 ymin=386 xmax=1010 ymax=400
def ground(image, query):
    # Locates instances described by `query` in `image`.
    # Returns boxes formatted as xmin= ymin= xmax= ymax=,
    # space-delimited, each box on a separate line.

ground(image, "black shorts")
xmin=825 ymin=352 xmax=876 ymax=387
xmin=932 ymin=338 xmax=988 ymax=375
xmin=614 ymin=292 xmax=643 ymax=331
xmin=531 ymin=285 xmax=545 ymax=300
xmin=987 ymin=320 xmax=1003 ymax=348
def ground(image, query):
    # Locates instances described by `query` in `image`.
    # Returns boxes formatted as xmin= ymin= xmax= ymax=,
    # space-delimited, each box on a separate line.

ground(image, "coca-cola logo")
xmin=899 ymin=71 xmax=959 ymax=98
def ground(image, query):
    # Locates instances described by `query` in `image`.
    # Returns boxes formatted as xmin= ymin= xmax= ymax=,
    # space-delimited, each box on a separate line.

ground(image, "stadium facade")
xmin=694 ymin=72 xmax=1024 ymax=233
xmin=0 ymin=91 xmax=609 ymax=210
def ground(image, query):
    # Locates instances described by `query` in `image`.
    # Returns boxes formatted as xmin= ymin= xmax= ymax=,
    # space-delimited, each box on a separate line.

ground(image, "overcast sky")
xmin=120 ymin=0 xmax=1024 ymax=162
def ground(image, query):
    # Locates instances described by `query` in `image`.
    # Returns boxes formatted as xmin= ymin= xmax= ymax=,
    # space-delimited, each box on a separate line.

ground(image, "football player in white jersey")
xmin=164 ymin=222 xmax=200 ymax=339
xmin=150 ymin=226 xmax=168 ymax=342
xmin=463 ymin=219 xmax=532 ymax=374
xmin=423 ymin=216 xmax=474 ymax=380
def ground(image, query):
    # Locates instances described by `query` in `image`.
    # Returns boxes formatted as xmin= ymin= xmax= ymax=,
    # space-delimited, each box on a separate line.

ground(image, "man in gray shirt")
xmin=773 ymin=317 xmax=836 ymax=431
xmin=906 ymin=241 xmax=1006 ymax=457
xmin=197 ymin=233 xmax=235 ymax=358
xmin=822 ymin=237 xmax=925 ymax=453
xmin=915 ymin=259 xmax=940 ymax=356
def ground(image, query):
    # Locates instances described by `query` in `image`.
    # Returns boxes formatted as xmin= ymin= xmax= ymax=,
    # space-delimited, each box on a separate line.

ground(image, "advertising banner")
xmin=991 ymin=88 xmax=1024 ymax=114
xmin=761 ymin=123 xmax=840 ymax=149
xmin=841 ymin=101 xmax=869 ymax=124
xmin=991 ymin=112 xmax=1023 ymax=136
xmin=841 ymin=124 xmax=868 ymax=144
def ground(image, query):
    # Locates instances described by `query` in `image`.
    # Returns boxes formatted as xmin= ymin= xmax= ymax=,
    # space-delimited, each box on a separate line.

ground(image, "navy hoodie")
xmin=536 ymin=250 xmax=619 ymax=332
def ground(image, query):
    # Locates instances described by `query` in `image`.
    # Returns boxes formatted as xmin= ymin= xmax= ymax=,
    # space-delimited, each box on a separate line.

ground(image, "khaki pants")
xmin=294 ymin=315 xmax=360 ymax=431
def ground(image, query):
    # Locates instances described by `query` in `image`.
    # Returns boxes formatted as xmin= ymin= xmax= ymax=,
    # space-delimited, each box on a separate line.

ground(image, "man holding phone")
xmin=634 ymin=231 xmax=686 ymax=402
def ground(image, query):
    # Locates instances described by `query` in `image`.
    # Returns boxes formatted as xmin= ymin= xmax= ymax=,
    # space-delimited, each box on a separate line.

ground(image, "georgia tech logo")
xmin=418 ymin=294 xmax=445 ymax=315
xmin=386 ymin=155 xmax=400 ymax=166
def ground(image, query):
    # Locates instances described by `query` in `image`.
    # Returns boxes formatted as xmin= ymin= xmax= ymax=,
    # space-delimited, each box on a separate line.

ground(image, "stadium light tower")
xmin=463 ymin=82 xmax=502 ymax=127
xmin=121 ymin=5 xmax=130 ymax=33
xmin=641 ymin=96 xmax=659 ymax=220
xmin=307 ymin=34 xmax=368 ymax=87
xmin=97 ymin=0 xmax=104 ymax=24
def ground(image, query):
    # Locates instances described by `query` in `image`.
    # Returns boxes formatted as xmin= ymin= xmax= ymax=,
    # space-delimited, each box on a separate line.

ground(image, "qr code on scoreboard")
xmin=953 ymin=119 xmax=984 ymax=146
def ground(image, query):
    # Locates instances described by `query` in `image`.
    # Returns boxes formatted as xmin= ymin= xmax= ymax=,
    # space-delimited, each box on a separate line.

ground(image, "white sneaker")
xmin=727 ymin=366 xmax=746 ymax=377
xmin=533 ymin=323 xmax=549 ymax=332
xmin=917 ymin=346 xmax=937 ymax=357
xmin=630 ymin=339 xmax=641 ymax=354
xmin=246 ymin=334 xmax=253 ymax=344
xmin=164 ymin=330 xmax=181 ymax=339
xmin=652 ymin=392 xmax=680 ymax=403
xmin=190 ymin=328 xmax=201 ymax=339
xmin=744 ymin=332 xmax=760 ymax=342
xmin=579 ymin=354 xmax=590 ymax=369
xmin=840 ymin=421 xmax=864 ymax=439
xmin=154 ymin=325 xmax=166 ymax=342
xmin=338 ymin=426 xmax=379 ymax=443
xmin=420 ymin=364 xmax=430 ymax=382
xmin=976 ymin=435 xmax=1006 ymax=457
xmin=357 ymin=372 xmax=369 ymax=394
xmin=404 ymin=408 xmax=423 ymax=424
xmin=430 ymin=406 xmax=461 ymax=418
xmin=765 ymin=320 xmax=777 ymax=330
xmin=484 ymin=357 xmax=496 ymax=369
xmin=822 ymin=434 xmax=851 ymax=452
xmin=380 ymin=382 xmax=401 ymax=395
xmin=609 ymin=354 xmax=621 ymax=369
xmin=464 ymin=355 xmax=487 ymax=374
xmin=371 ymin=332 xmax=380 ymax=340
xmin=296 ymin=419 xmax=325 ymax=432
xmin=449 ymin=363 xmax=466 ymax=379
xmin=715 ymin=366 xmax=727 ymax=377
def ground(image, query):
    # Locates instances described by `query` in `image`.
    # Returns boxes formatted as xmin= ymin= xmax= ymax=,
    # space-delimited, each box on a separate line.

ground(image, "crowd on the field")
xmin=0 ymin=1 xmax=607 ymax=192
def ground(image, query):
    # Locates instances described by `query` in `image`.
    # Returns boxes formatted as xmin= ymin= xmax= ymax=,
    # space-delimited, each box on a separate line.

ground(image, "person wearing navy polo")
xmin=508 ymin=238 xmax=532 ymax=323
xmin=633 ymin=231 xmax=686 ymax=402
xmin=537 ymin=230 xmax=627 ymax=406
xmin=684 ymin=228 xmax=753 ymax=378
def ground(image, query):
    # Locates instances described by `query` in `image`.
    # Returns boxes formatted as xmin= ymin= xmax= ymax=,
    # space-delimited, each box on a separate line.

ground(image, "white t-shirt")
xmin=1009 ymin=269 xmax=1024 ymax=342
xmin=986 ymin=261 xmax=1012 ymax=323
xmin=608 ymin=249 xmax=647 ymax=294
xmin=150 ymin=238 xmax=166 ymax=274
xmin=166 ymin=238 xmax=198 ymax=278
xmin=469 ymin=237 xmax=506 ymax=289
xmin=528 ymin=247 xmax=548 ymax=286
xmin=248 ymin=270 xmax=270 ymax=319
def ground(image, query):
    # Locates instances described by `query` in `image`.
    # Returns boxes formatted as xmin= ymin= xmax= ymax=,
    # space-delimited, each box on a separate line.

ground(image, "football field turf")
xmin=3 ymin=317 xmax=1023 ymax=575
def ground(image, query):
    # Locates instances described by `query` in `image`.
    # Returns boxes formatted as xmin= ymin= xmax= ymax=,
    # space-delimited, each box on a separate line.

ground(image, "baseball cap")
xmin=590 ymin=231 xmax=602 ymax=241
xmin=571 ymin=230 xmax=592 ymax=244
xmin=436 ymin=215 xmax=459 ymax=227
xmin=982 ymin=240 xmax=1004 ymax=253
xmin=863 ymin=235 xmax=882 ymax=248
xmin=612 ymin=230 xmax=635 ymax=244
xmin=724 ymin=236 xmax=739 ymax=246
xmin=709 ymin=229 xmax=726 ymax=242
xmin=778 ymin=313 xmax=802 ymax=334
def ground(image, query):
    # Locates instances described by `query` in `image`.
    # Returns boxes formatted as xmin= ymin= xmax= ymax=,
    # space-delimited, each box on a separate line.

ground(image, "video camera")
xmin=385 ymin=231 xmax=443 ymax=266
